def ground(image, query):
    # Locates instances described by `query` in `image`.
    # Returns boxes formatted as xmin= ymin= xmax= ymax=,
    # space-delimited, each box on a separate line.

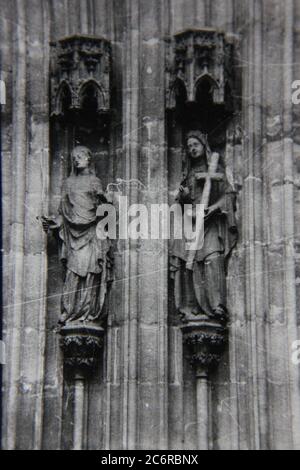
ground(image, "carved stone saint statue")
xmin=170 ymin=131 xmax=237 ymax=323
xmin=42 ymin=146 xmax=113 ymax=325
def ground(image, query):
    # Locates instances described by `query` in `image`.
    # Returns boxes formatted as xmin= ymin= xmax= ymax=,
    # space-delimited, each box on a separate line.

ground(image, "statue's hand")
xmin=195 ymin=172 xmax=207 ymax=181
xmin=205 ymin=204 xmax=221 ymax=219
xmin=178 ymin=186 xmax=189 ymax=198
xmin=41 ymin=216 xmax=60 ymax=233
xmin=211 ymin=152 xmax=220 ymax=160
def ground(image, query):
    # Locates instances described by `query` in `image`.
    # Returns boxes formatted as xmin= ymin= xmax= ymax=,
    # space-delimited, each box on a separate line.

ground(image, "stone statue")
xmin=42 ymin=146 xmax=113 ymax=325
xmin=170 ymin=131 xmax=237 ymax=323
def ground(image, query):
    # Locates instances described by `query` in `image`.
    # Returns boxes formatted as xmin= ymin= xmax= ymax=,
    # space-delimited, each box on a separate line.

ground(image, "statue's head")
xmin=186 ymin=130 xmax=210 ymax=160
xmin=71 ymin=146 xmax=92 ymax=173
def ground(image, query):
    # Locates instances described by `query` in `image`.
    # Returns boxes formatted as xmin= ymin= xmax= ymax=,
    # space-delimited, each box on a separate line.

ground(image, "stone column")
xmin=182 ymin=318 xmax=227 ymax=450
xmin=73 ymin=376 xmax=85 ymax=451
xmin=195 ymin=369 xmax=209 ymax=450
xmin=60 ymin=325 xmax=105 ymax=450
xmin=4 ymin=0 xmax=27 ymax=450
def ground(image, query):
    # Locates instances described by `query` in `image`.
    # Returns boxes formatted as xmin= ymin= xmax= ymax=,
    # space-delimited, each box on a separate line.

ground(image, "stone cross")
xmin=186 ymin=152 xmax=222 ymax=270
xmin=194 ymin=152 xmax=223 ymax=209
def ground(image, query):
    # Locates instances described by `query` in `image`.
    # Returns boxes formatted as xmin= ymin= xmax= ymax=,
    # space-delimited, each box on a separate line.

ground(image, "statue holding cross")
xmin=170 ymin=130 xmax=238 ymax=323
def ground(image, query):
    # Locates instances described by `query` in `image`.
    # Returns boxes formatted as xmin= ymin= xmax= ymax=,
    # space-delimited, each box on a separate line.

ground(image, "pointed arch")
xmin=79 ymin=80 xmax=108 ymax=113
xmin=194 ymin=73 xmax=219 ymax=103
xmin=54 ymin=80 xmax=72 ymax=116
xmin=167 ymin=77 xmax=188 ymax=110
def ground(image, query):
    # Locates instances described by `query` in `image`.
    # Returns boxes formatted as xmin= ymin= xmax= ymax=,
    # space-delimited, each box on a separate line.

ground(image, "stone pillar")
xmin=60 ymin=325 xmax=105 ymax=450
xmin=73 ymin=376 xmax=85 ymax=451
xmin=196 ymin=370 xmax=209 ymax=450
xmin=115 ymin=0 xmax=169 ymax=450
xmin=182 ymin=318 xmax=227 ymax=450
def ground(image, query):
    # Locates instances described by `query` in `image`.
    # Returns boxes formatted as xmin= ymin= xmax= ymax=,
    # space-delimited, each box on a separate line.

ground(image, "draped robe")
xmin=57 ymin=173 xmax=112 ymax=323
xmin=170 ymin=157 xmax=237 ymax=320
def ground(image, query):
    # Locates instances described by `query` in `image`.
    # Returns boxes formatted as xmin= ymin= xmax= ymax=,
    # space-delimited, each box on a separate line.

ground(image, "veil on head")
xmin=186 ymin=130 xmax=212 ymax=159
xmin=183 ymin=130 xmax=212 ymax=177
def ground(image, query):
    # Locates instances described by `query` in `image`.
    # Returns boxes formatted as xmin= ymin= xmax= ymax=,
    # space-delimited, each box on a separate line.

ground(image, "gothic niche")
xmin=167 ymin=29 xmax=239 ymax=449
xmin=45 ymin=36 xmax=113 ymax=381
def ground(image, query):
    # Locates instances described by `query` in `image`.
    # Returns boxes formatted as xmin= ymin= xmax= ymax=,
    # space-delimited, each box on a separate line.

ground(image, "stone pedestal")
xmin=60 ymin=324 xmax=105 ymax=378
xmin=2 ymin=0 xmax=300 ymax=451
xmin=181 ymin=317 xmax=227 ymax=450
xmin=60 ymin=324 xmax=105 ymax=450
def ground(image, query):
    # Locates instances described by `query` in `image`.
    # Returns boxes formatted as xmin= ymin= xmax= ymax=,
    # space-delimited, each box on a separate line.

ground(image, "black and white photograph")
xmin=1 ymin=0 xmax=300 ymax=452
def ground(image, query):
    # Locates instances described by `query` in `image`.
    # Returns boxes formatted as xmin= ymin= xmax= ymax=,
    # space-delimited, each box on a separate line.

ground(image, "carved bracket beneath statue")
xmin=166 ymin=28 xmax=235 ymax=112
xmin=60 ymin=324 xmax=105 ymax=378
xmin=181 ymin=317 xmax=227 ymax=377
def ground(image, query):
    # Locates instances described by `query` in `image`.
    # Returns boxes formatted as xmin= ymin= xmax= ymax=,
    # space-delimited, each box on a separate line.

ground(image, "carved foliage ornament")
xmin=60 ymin=325 xmax=105 ymax=377
xmin=182 ymin=321 xmax=227 ymax=371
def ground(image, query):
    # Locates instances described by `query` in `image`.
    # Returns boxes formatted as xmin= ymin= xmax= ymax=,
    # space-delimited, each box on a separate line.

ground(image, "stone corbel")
xmin=60 ymin=325 xmax=105 ymax=449
xmin=60 ymin=324 xmax=105 ymax=379
xmin=181 ymin=317 xmax=227 ymax=450
xmin=182 ymin=318 xmax=227 ymax=374
xmin=58 ymin=325 xmax=105 ymax=450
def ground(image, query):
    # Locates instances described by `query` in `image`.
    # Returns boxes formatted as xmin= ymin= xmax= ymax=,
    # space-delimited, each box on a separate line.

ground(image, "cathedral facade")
xmin=2 ymin=0 xmax=300 ymax=450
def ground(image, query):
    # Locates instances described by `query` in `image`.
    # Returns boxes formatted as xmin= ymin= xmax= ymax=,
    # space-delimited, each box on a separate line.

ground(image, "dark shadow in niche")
xmin=172 ymin=75 xmax=233 ymax=151
xmin=50 ymin=80 xmax=111 ymax=188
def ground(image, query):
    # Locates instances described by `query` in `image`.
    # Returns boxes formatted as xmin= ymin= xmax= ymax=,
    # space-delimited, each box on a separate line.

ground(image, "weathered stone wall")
xmin=1 ymin=0 xmax=300 ymax=450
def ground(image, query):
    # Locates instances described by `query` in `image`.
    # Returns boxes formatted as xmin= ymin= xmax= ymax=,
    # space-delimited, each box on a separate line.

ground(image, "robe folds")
xmin=170 ymin=160 xmax=238 ymax=318
xmin=57 ymin=174 xmax=113 ymax=323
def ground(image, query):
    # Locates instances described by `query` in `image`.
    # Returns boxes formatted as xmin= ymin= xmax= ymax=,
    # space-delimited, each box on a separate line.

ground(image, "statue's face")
xmin=187 ymin=137 xmax=204 ymax=159
xmin=72 ymin=148 xmax=91 ymax=170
